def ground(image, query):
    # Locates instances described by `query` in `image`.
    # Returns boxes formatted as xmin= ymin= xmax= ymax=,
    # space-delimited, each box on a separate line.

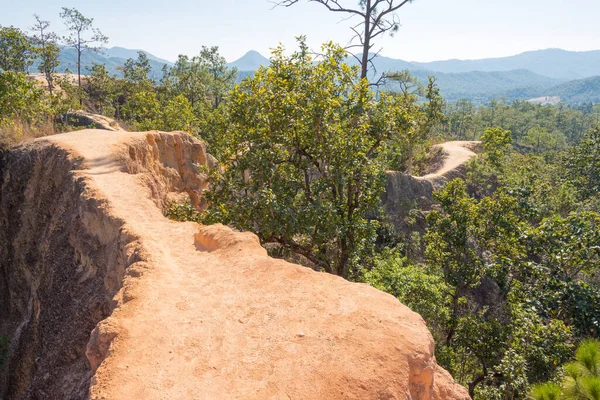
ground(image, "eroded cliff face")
xmin=0 ymin=141 xmax=130 ymax=399
xmin=383 ymin=141 xmax=480 ymax=239
xmin=0 ymin=130 xmax=470 ymax=399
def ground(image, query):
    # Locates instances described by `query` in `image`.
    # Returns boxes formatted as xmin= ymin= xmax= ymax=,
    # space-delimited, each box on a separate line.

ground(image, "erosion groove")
xmin=0 ymin=129 xmax=470 ymax=399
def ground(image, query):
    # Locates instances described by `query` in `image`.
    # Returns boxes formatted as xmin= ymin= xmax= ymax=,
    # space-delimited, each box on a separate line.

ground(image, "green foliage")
xmin=162 ymin=54 xmax=208 ymax=110
xmin=364 ymin=253 xmax=451 ymax=327
xmin=442 ymin=99 xmax=598 ymax=146
xmin=566 ymin=124 xmax=600 ymax=201
xmin=121 ymin=90 xmax=196 ymax=132
xmin=60 ymin=7 xmax=108 ymax=89
xmin=121 ymin=90 xmax=160 ymax=129
xmin=529 ymin=382 xmax=561 ymax=400
xmin=379 ymin=73 xmax=445 ymax=174
xmin=85 ymin=63 xmax=120 ymax=115
xmin=419 ymin=179 xmax=577 ymax=398
xmin=79 ymin=45 xmax=235 ymax=139
xmin=202 ymin=39 xmax=400 ymax=277
xmin=199 ymin=46 xmax=238 ymax=109
xmin=160 ymin=94 xmax=197 ymax=132
xmin=31 ymin=15 xmax=60 ymax=95
xmin=0 ymin=25 xmax=32 ymax=72
xmin=0 ymin=71 xmax=47 ymax=123
xmin=60 ymin=8 xmax=108 ymax=54
xmin=166 ymin=201 xmax=202 ymax=222
xmin=532 ymin=339 xmax=600 ymax=400
xmin=522 ymin=126 xmax=566 ymax=153
xmin=123 ymin=51 xmax=153 ymax=88
xmin=481 ymin=127 xmax=512 ymax=166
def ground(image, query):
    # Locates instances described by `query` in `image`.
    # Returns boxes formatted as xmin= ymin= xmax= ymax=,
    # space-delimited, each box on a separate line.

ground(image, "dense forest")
xmin=1 ymin=5 xmax=600 ymax=400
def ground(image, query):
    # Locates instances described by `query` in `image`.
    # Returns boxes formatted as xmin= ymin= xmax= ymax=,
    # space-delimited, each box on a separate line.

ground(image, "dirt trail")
xmin=65 ymin=111 xmax=127 ymax=132
xmin=34 ymin=129 xmax=469 ymax=399
xmin=420 ymin=141 xmax=480 ymax=181
xmin=411 ymin=141 xmax=481 ymax=192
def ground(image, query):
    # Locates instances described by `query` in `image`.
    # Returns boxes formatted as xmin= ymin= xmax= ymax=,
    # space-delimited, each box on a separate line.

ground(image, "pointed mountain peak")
xmin=228 ymin=50 xmax=270 ymax=71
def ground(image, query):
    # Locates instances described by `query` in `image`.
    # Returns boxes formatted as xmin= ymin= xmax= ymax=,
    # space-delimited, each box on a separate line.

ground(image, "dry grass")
xmin=0 ymin=117 xmax=58 ymax=149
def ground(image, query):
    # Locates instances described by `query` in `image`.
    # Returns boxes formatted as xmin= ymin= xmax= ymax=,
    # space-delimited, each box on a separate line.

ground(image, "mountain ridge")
xmin=226 ymin=50 xmax=271 ymax=71
xmin=230 ymin=48 xmax=600 ymax=81
xmin=36 ymin=45 xmax=600 ymax=105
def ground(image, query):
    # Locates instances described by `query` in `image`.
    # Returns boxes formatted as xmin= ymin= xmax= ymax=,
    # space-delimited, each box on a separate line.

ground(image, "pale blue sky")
xmin=0 ymin=0 xmax=598 ymax=63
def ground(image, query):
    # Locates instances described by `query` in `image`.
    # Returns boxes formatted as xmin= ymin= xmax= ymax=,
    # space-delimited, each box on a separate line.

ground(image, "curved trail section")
xmin=421 ymin=141 xmax=480 ymax=180
xmin=42 ymin=130 xmax=468 ymax=400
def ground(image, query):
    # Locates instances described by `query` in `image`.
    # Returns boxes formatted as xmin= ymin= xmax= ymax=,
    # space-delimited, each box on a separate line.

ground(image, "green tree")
xmin=60 ymin=7 xmax=108 ymax=92
xmin=0 ymin=71 xmax=46 ymax=123
xmin=364 ymin=252 xmax=451 ymax=333
xmin=203 ymin=40 xmax=401 ymax=277
xmin=379 ymin=72 xmax=444 ymax=174
xmin=562 ymin=340 xmax=600 ymax=400
xmin=121 ymin=90 xmax=160 ymax=130
xmin=160 ymin=94 xmax=197 ymax=132
xmin=531 ymin=339 xmax=600 ymax=400
xmin=0 ymin=25 xmax=32 ymax=72
xmin=162 ymin=54 xmax=208 ymax=109
xmin=447 ymin=99 xmax=478 ymax=140
xmin=198 ymin=46 xmax=238 ymax=109
xmin=529 ymin=383 xmax=561 ymax=400
xmin=522 ymin=126 xmax=566 ymax=153
xmin=122 ymin=51 xmax=152 ymax=88
xmin=424 ymin=179 xmax=574 ymax=398
xmin=121 ymin=91 xmax=196 ymax=132
xmin=481 ymin=127 xmax=512 ymax=167
xmin=566 ymin=124 xmax=600 ymax=201
xmin=31 ymin=15 xmax=60 ymax=95
xmin=85 ymin=63 xmax=119 ymax=115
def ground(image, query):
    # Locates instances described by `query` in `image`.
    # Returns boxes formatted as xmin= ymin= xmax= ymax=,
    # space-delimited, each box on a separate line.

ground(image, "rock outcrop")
xmin=0 ymin=129 xmax=470 ymax=399
xmin=383 ymin=141 xmax=480 ymax=236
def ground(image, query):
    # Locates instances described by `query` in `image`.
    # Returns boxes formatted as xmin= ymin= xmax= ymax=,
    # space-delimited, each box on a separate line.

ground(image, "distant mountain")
xmin=545 ymin=76 xmax=600 ymax=104
xmin=342 ymin=49 xmax=600 ymax=81
xmin=346 ymin=54 xmax=414 ymax=74
xmin=229 ymin=48 xmax=600 ymax=104
xmin=495 ymin=76 xmax=600 ymax=105
xmin=227 ymin=50 xmax=270 ymax=71
xmin=31 ymin=46 xmax=173 ymax=80
xmin=102 ymin=46 xmax=173 ymax=65
xmin=34 ymin=45 xmax=599 ymax=105
xmin=404 ymin=69 xmax=566 ymax=103
xmin=412 ymin=49 xmax=600 ymax=80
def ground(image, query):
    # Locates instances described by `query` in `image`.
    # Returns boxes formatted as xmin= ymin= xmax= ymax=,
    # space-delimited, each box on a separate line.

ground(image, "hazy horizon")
xmin=1 ymin=0 xmax=599 ymax=64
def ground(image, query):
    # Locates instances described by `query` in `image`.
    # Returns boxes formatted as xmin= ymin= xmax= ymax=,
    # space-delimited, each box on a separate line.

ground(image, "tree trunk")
xmin=360 ymin=0 xmax=371 ymax=80
xmin=339 ymin=237 xmax=349 ymax=278
xmin=468 ymin=374 xmax=485 ymax=398
xmin=46 ymin=70 xmax=54 ymax=96
xmin=77 ymin=45 xmax=82 ymax=106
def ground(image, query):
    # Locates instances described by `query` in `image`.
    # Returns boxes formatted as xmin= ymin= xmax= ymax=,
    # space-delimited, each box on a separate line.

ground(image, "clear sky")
xmin=0 ymin=0 xmax=598 ymax=63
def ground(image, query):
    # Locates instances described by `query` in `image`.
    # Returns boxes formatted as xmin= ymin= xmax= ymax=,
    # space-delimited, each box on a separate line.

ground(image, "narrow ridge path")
xmin=44 ymin=129 xmax=470 ymax=400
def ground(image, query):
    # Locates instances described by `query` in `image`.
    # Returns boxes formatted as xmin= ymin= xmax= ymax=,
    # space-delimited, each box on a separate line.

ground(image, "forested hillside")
xmin=393 ymin=69 xmax=565 ymax=103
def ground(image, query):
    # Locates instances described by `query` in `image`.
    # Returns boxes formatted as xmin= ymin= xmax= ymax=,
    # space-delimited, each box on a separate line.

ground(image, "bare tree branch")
xmin=274 ymin=0 xmax=415 ymax=80
xmin=274 ymin=0 xmax=366 ymax=17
